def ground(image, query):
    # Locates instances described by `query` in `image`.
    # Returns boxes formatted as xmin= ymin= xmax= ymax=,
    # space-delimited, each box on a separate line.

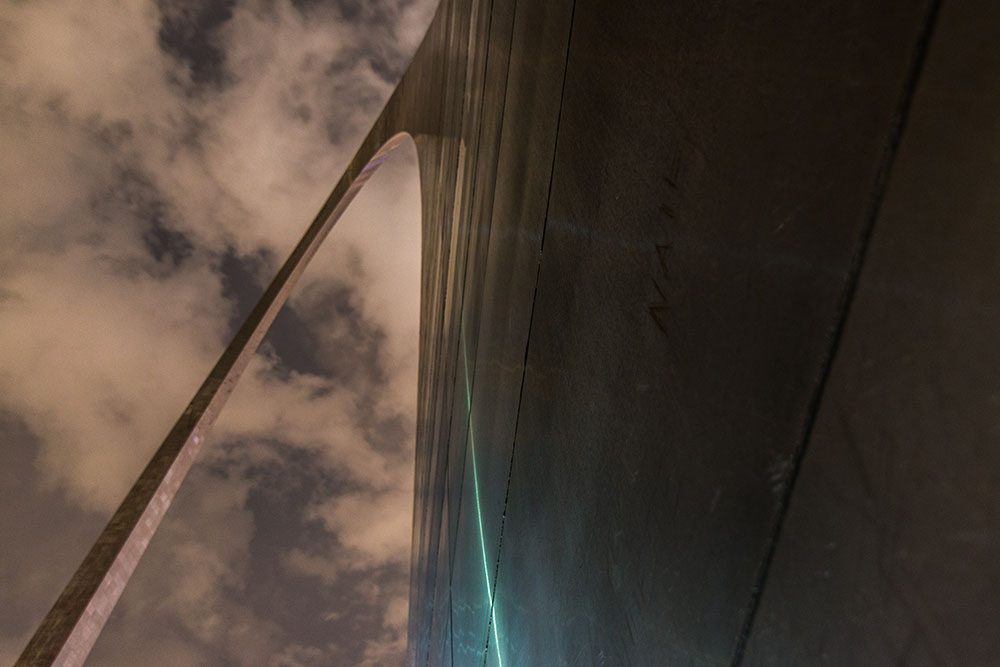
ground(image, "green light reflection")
xmin=462 ymin=338 xmax=504 ymax=667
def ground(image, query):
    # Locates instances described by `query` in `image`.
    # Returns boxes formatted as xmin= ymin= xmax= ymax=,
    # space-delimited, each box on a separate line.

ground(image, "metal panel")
xmin=742 ymin=1 xmax=1000 ymax=663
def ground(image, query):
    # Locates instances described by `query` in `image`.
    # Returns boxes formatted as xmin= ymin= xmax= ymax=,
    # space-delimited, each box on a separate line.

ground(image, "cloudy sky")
xmin=0 ymin=0 xmax=437 ymax=664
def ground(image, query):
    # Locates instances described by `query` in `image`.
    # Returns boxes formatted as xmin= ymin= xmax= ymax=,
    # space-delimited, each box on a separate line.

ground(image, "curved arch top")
xmin=13 ymin=128 xmax=423 ymax=666
xmin=16 ymin=0 xmax=495 ymax=658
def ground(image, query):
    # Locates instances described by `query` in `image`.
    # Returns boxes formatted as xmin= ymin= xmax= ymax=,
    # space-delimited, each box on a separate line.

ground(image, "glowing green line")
xmin=463 ymin=338 xmax=504 ymax=667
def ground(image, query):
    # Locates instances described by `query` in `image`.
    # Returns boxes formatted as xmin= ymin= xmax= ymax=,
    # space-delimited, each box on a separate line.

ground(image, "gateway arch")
xmin=20 ymin=0 xmax=1000 ymax=664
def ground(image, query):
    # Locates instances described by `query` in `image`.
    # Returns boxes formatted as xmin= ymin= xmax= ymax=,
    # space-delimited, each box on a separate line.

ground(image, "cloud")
xmin=301 ymin=484 xmax=414 ymax=572
xmin=0 ymin=0 xmax=435 ymax=663
xmin=270 ymin=643 xmax=327 ymax=667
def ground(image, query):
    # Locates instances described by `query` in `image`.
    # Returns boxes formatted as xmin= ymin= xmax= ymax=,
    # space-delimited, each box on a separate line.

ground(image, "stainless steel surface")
xmin=742 ymin=1 xmax=1000 ymax=663
xmin=22 ymin=0 xmax=1000 ymax=664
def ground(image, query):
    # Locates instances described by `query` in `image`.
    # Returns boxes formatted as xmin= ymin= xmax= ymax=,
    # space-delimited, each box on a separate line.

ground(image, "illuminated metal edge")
xmin=451 ymin=324 xmax=505 ymax=667
xmin=464 ymin=347 xmax=504 ymax=667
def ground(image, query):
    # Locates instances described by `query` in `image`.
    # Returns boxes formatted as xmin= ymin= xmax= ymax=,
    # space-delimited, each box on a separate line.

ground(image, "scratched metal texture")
xmin=413 ymin=0 xmax=990 ymax=665
xmin=741 ymin=0 xmax=1000 ymax=664
xmin=476 ymin=0 xmax=942 ymax=664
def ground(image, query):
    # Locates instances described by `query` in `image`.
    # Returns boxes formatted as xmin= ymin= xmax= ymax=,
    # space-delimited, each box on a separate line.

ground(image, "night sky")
xmin=0 ymin=1 xmax=437 ymax=664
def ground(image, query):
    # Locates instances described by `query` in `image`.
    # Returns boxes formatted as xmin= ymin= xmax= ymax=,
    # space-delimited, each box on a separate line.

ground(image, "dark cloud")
xmin=239 ymin=444 xmax=367 ymax=658
xmin=219 ymin=246 xmax=276 ymax=330
xmin=290 ymin=0 xmax=385 ymax=24
xmin=90 ymin=163 xmax=196 ymax=274
xmin=157 ymin=0 xmax=238 ymax=90
xmin=294 ymin=0 xmax=426 ymax=86
xmin=0 ymin=414 xmax=106 ymax=655
xmin=290 ymin=278 xmax=389 ymax=383
xmin=143 ymin=216 xmax=196 ymax=267
xmin=92 ymin=118 xmax=135 ymax=151
xmin=219 ymin=247 xmax=390 ymax=383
